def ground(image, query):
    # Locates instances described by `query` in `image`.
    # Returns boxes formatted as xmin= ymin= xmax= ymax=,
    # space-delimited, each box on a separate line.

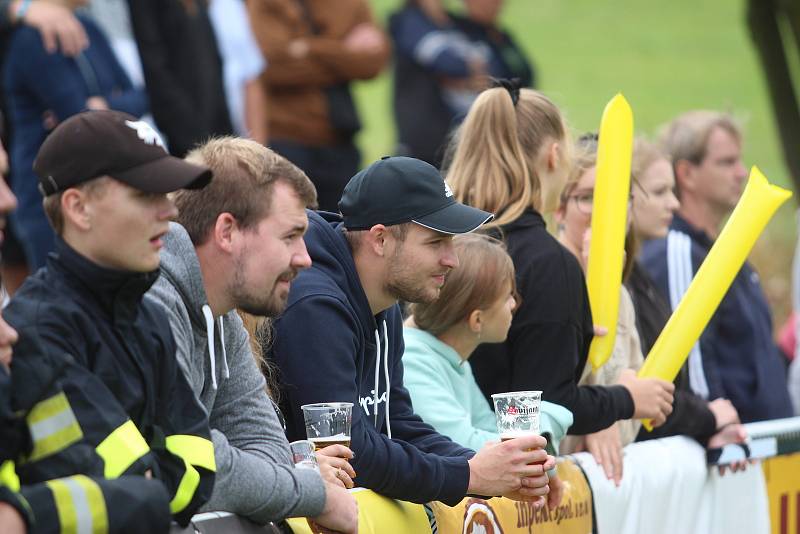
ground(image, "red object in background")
xmin=778 ymin=311 xmax=796 ymax=362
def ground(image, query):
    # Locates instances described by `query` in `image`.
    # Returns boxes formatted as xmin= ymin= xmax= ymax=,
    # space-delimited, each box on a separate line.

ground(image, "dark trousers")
xmin=270 ymin=139 xmax=360 ymax=213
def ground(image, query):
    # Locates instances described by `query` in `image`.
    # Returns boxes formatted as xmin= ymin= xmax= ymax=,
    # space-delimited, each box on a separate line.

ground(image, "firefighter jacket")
xmin=3 ymin=238 xmax=216 ymax=527
xmin=1 ymin=339 xmax=172 ymax=534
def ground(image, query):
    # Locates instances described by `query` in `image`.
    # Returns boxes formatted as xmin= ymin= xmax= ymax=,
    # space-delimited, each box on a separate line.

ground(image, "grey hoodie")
xmin=146 ymin=222 xmax=325 ymax=522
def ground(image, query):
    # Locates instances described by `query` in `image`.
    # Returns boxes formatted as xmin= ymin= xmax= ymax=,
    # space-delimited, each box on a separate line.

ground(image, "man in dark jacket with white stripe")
xmin=641 ymin=110 xmax=793 ymax=423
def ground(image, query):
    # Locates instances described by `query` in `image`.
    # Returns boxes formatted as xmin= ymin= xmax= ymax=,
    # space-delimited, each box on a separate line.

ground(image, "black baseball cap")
xmin=339 ymin=156 xmax=493 ymax=234
xmin=34 ymin=110 xmax=212 ymax=196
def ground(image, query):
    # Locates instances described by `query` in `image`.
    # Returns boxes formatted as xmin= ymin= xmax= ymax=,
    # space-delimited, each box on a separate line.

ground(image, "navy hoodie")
xmin=641 ymin=213 xmax=793 ymax=422
xmin=271 ymin=211 xmax=473 ymax=505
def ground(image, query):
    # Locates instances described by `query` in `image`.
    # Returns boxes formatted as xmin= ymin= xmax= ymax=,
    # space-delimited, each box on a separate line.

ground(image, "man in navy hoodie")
xmin=271 ymin=156 xmax=556 ymax=506
xmin=641 ymin=111 xmax=794 ymax=422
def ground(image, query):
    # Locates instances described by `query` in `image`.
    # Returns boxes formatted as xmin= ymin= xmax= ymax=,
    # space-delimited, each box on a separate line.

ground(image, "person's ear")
xmin=546 ymin=141 xmax=561 ymax=171
xmin=366 ymin=224 xmax=389 ymax=257
xmin=61 ymin=188 xmax=92 ymax=231
xmin=213 ymin=212 xmax=238 ymax=254
xmin=467 ymin=309 xmax=482 ymax=335
xmin=674 ymin=159 xmax=695 ymax=194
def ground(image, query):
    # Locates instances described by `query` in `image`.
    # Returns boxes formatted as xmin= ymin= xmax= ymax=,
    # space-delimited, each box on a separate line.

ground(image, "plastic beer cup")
xmin=300 ymin=402 xmax=353 ymax=451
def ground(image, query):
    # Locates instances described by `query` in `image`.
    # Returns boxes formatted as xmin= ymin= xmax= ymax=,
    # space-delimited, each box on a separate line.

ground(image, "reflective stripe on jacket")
xmin=5 ymin=238 xmax=215 ymax=526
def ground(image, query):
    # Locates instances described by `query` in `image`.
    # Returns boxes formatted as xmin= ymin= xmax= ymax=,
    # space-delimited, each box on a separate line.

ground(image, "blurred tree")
xmin=748 ymin=0 xmax=800 ymax=192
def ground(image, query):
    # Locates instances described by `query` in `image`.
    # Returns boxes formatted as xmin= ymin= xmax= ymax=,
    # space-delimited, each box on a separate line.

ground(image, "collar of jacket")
xmin=670 ymin=213 xmax=714 ymax=249
xmin=48 ymin=237 xmax=159 ymax=324
xmin=499 ymin=208 xmax=545 ymax=234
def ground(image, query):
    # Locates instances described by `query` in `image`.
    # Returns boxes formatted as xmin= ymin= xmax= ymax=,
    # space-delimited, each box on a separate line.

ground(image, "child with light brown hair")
xmin=403 ymin=232 xmax=572 ymax=510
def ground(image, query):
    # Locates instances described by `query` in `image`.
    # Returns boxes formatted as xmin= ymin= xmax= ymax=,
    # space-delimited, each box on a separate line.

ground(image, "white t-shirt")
xmin=208 ymin=0 xmax=267 ymax=137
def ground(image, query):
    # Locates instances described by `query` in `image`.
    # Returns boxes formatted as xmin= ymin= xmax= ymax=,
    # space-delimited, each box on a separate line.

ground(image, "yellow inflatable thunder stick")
xmin=586 ymin=94 xmax=634 ymax=370
xmin=639 ymin=167 xmax=791 ymax=430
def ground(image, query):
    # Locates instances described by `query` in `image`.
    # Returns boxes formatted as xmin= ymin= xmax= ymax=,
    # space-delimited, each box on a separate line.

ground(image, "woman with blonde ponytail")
xmin=447 ymin=86 xmax=564 ymax=227
xmin=447 ymin=85 xmax=675 ymax=444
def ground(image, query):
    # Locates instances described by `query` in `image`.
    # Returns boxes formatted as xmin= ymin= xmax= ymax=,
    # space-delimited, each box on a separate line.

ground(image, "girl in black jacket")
xmin=446 ymin=85 xmax=674 ymax=441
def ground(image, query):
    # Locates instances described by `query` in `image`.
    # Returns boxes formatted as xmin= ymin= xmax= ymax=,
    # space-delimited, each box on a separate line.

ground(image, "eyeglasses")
xmin=567 ymin=192 xmax=594 ymax=215
xmin=567 ymin=191 xmax=634 ymax=216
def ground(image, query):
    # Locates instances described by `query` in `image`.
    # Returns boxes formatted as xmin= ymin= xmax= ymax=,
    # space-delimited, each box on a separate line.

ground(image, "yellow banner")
xmin=764 ymin=453 xmax=800 ymax=534
xmin=287 ymin=487 xmax=429 ymax=534
xmin=429 ymin=458 xmax=593 ymax=533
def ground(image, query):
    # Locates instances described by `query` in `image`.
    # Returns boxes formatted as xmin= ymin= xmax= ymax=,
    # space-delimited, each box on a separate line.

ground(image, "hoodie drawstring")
xmin=382 ymin=320 xmax=391 ymax=439
xmin=202 ymin=305 xmax=230 ymax=389
xmin=202 ymin=305 xmax=218 ymax=390
xmin=373 ymin=329 xmax=380 ymax=427
xmin=218 ymin=317 xmax=230 ymax=379
xmin=373 ymin=321 xmax=392 ymax=438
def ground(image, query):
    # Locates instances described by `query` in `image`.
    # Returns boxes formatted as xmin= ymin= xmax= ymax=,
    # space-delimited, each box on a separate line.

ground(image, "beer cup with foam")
xmin=301 ymin=402 xmax=353 ymax=451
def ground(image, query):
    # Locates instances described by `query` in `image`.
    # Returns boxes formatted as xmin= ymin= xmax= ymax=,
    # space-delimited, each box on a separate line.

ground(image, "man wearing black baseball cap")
xmin=270 ymin=156 xmax=557 ymax=506
xmin=3 ymin=110 xmax=217 ymax=528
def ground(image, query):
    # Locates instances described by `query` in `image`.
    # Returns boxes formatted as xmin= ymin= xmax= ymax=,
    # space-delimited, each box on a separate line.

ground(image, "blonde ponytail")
xmin=447 ymin=88 xmax=568 ymax=228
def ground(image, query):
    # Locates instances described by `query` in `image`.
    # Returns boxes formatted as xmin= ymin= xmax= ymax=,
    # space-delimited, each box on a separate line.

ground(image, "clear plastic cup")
xmin=300 ymin=402 xmax=353 ymax=451
xmin=289 ymin=440 xmax=319 ymax=471
xmin=491 ymin=391 xmax=542 ymax=440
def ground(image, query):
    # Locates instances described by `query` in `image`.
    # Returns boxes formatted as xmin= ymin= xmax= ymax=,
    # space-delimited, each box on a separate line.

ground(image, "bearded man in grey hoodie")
xmin=146 ymin=137 xmax=358 ymax=533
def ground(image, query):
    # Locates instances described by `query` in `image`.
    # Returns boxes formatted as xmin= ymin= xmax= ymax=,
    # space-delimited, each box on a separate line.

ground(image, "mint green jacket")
xmin=402 ymin=327 xmax=573 ymax=453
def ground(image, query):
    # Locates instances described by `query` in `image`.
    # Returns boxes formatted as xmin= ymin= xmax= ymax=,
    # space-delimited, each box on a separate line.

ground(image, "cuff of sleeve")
xmin=0 ymin=487 xmax=33 ymax=529
xmin=543 ymin=432 xmax=556 ymax=456
xmin=543 ymin=434 xmax=558 ymax=480
xmin=696 ymin=405 xmax=719 ymax=445
xmin=437 ymin=456 xmax=471 ymax=506
xmin=290 ymin=467 xmax=327 ymax=518
xmin=608 ymin=384 xmax=635 ymax=420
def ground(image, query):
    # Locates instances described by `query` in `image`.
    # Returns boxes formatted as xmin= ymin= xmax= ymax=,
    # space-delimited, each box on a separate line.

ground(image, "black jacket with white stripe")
xmin=626 ymin=261 xmax=718 ymax=444
xmin=641 ymin=214 xmax=793 ymax=423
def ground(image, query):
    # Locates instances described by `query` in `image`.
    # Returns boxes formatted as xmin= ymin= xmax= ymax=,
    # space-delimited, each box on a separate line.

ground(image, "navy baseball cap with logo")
xmin=34 ymin=110 xmax=212 ymax=196
xmin=338 ymin=156 xmax=493 ymax=234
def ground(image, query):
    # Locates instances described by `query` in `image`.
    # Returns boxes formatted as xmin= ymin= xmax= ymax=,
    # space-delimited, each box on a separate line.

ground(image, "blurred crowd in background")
xmin=0 ymin=1 xmax=799 ymax=532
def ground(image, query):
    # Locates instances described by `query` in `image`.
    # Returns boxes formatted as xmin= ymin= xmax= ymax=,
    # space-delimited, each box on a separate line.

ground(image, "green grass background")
xmin=353 ymin=0 xmax=799 ymax=321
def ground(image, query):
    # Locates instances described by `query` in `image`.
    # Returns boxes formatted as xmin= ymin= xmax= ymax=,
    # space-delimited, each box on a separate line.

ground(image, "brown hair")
xmin=343 ymin=223 xmax=411 ymax=254
xmin=559 ymin=135 xmax=599 ymax=210
xmin=558 ymin=135 xmax=639 ymax=282
xmin=561 ymin=136 xmax=662 ymax=208
xmin=659 ymin=111 xmax=741 ymax=199
xmin=175 ymin=137 xmax=317 ymax=245
xmin=42 ymin=176 xmax=112 ymax=235
xmin=659 ymin=110 xmax=741 ymax=166
xmin=237 ymin=310 xmax=281 ymax=400
xmin=631 ymin=137 xmax=668 ymax=184
xmin=409 ymin=233 xmax=516 ymax=336
xmin=446 ymin=87 xmax=569 ymax=228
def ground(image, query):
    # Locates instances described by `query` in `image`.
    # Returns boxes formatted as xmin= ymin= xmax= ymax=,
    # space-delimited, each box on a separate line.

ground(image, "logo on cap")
xmin=125 ymin=120 xmax=166 ymax=151
xmin=444 ymin=181 xmax=454 ymax=198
